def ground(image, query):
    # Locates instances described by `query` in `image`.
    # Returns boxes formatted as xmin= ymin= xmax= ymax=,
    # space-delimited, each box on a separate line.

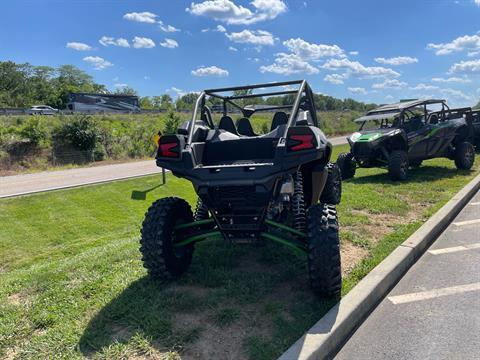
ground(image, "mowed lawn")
xmin=1 ymin=146 xmax=479 ymax=360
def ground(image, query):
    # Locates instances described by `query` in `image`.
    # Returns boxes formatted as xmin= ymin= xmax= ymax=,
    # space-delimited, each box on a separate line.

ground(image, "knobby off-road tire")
xmin=292 ymin=170 xmax=306 ymax=232
xmin=337 ymin=152 xmax=356 ymax=180
xmin=388 ymin=150 xmax=409 ymax=181
xmin=410 ymin=159 xmax=422 ymax=168
xmin=454 ymin=142 xmax=475 ymax=170
xmin=320 ymin=162 xmax=342 ymax=205
xmin=194 ymin=198 xmax=209 ymax=220
xmin=307 ymin=203 xmax=342 ymax=298
xmin=140 ymin=197 xmax=194 ymax=280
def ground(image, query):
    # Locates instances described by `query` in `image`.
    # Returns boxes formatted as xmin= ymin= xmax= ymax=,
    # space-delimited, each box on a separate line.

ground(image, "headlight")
xmin=349 ymin=132 xmax=361 ymax=142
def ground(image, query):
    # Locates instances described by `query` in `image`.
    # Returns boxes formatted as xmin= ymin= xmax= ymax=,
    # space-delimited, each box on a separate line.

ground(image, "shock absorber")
xmin=292 ymin=170 xmax=306 ymax=232
xmin=194 ymin=198 xmax=209 ymax=220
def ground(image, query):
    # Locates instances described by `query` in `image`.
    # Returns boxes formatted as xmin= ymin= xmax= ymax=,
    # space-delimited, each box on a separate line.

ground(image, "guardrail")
xmin=0 ymin=108 xmax=173 ymax=116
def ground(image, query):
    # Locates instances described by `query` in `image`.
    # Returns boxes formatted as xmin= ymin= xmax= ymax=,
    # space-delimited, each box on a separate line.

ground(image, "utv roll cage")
xmin=355 ymin=99 xmax=472 ymax=128
xmin=186 ymin=80 xmax=318 ymax=144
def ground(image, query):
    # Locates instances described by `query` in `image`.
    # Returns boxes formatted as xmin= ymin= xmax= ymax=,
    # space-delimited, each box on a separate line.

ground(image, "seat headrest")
xmin=218 ymin=115 xmax=238 ymax=135
xmin=236 ymin=118 xmax=257 ymax=137
xmin=271 ymin=112 xmax=288 ymax=131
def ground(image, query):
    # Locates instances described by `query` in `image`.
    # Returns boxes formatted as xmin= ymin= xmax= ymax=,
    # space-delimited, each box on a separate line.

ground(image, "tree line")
xmin=1 ymin=60 xmax=378 ymax=112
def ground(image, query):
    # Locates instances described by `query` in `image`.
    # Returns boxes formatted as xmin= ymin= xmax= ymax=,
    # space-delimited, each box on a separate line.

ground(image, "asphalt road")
xmin=0 ymin=160 xmax=161 ymax=198
xmin=0 ymin=135 xmax=349 ymax=198
xmin=335 ymin=190 xmax=480 ymax=360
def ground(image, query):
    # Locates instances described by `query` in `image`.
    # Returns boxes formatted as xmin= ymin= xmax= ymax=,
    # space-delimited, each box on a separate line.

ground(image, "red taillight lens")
xmin=157 ymin=136 xmax=181 ymax=158
xmin=288 ymin=135 xmax=315 ymax=151
xmin=159 ymin=142 xmax=179 ymax=157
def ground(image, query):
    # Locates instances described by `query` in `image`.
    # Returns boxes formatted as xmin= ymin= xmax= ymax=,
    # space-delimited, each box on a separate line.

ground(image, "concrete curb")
xmin=279 ymin=172 xmax=480 ymax=360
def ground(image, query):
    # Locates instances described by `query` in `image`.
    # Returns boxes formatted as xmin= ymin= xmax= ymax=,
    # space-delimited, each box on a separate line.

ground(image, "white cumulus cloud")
xmin=448 ymin=59 xmax=480 ymax=74
xmin=440 ymin=88 xmax=472 ymax=101
xmin=427 ymin=33 xmax=480 ymax=55
xmin=322 ymin=58 xmax=400 ymax=78
xmin=283 ymin=38 xmax=345 ymax=59
xmin=123 ymin=11 xmax=157 ymax=23
xmin=83 ymin=56 xmax=113 ymax=70
xmin=132 ymin=37 xmax=155 ymax=49
xmin=191 ymin=65 xmax=229 ymax=77
xmin=99 ymin=36 xmax=130 ymax=48
xmin=324 ymin=74 xmax=347 ymax=85
xmin=66 ymin=42 xmax=92 ymax=51
xmin=186 ymin=0 xmax=287 ymax=25
xmin=226 ymin=29 xmax=275 ymax=45
xmin=374 ymin=56 xmax=418 ymax=65
xmin=259 ymin=53 xmax=319 ymax=75
xmin=348 ymin=87 xmax=367 ymax=95
xmin=372 ymin=79 xmax=407 ymax=89
xmin=228 ymin=46 xmax=238 ymax=51
xmin=160 ymin=38 xmax=179 ymax=48
xmin=114 ymin=83 xmax=128 ymax=88
xmin=409 ymin=83 xmax=439 ymax=91
xmin=159 ymin=21 xmax=181 ymax=33
xmin=431 ymin=76 xmax=471 ymax=83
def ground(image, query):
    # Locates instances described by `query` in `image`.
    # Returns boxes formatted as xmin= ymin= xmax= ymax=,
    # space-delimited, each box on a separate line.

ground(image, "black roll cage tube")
xmin=186 ymin=80 xmax=318 ymax=145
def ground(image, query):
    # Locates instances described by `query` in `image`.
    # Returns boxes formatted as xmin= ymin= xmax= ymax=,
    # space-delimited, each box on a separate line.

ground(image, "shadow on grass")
xmin=131 ymin=182 xmax=164 ymax=200
xmin=78 ymin=276 xmax=199 ymax=356
xmin=348 ymin=165 xmax=471 ymax=185
xmin=78 ymin=242 xmax=340 ymax=358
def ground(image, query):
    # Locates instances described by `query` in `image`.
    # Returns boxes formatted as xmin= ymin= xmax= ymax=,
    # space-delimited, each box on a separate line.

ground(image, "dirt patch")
xmin=340 ymin=241 xmax=368 ymax=275
xmin=3 ymin=348 xmax=18 ymax=360
xmin=6 ymin=293 xmax=26 ymax=306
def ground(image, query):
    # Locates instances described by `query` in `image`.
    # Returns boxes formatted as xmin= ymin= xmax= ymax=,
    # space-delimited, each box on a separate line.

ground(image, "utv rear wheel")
xmin=337 ymin=152 xmax=356 ymax=180
xmin=388 ymin=150 xmax=408 ymax=181
xmin=140 ymin=197 xmax=194 ymax=280
xmin=320 ymin=162 xmax=342 ymax=205
xmin=454 ymin=142 xmax=475 ymax=170
xmin=307 ymin=203 xmax=342 ymax=298
xmin=410 ymin=159 xmax=422 ymax=168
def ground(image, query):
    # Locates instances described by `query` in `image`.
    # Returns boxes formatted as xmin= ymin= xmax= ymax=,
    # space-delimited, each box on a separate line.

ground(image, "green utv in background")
xmin=337 ymin=99 xmax=475 ymax=181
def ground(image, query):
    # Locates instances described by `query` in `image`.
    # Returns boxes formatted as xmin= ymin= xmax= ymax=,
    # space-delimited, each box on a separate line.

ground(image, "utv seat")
xmin=218 ymin=115 xmax=239 ymax=135
xmin=271 ymin=112 xmax=288 ymax=131
xmin=236 ymin=117 xmax=257 ymax=136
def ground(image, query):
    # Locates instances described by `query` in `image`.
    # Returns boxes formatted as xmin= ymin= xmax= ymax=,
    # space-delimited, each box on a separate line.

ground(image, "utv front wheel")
xmin=307 ymin=203 xmax=342 ymax=298
xmin=388 ymin=150 xmax=408 ymax=181
xmin=320 ymin=162 xmax=342 ymax=205
xmin=140 ymin=197 xmax=194 ymax=280
xmin=454 ymin=142 xmax=475 ymax=170
xmin=337 ymin=152 xmax=356 ymax=180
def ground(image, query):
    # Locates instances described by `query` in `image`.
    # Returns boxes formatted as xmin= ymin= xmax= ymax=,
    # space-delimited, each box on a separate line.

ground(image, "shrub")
xmin=163 ymin=110 xmax=181 ymax=134
xmin=18 ymin=117 xmax=49 ymax=146
xmin=53 ymin=115 xmax=100 ymax=151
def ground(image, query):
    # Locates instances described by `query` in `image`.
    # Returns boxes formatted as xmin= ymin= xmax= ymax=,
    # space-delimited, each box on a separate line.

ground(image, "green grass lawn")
xmin=1 ymin=147 xmax=479 ymax=359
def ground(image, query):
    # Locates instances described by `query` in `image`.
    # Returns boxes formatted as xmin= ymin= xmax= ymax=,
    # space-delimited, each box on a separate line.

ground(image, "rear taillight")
xmin=287 ymin=127 xmax=317 ymax=152
xmin=157 ymin=135 xmax=181 ymax=158
xmin=288 ymin=135 xmax=315 ymax=151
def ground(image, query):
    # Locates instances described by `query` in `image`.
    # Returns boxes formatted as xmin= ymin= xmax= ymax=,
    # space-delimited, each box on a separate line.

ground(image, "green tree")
xmin=139 ymin=96 xmax=154 ymax=109
xmin=175 ymin=93 xmax=198 ymax=112
xmin=113 ymin=86 xmax=138 ymax=96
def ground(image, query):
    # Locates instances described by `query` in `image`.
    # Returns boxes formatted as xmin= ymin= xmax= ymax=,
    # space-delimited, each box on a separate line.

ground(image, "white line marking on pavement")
xmin=452 ymin=218 xmax=480 ymax=227
xmin=388 ymin=283 xmax=480 ymax=305
xmin=469 ymin=202 xmax=480 ymax=206
xmin=428 ymin=243 xmax=480 ymax=255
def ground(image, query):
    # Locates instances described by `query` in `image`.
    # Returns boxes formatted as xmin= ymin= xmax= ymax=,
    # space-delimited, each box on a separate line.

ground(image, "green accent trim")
xmin=265 ymin=219 xmax=306 ymax=237
xmin=356 ymin=133 xmax=384 ymax=142
xmin=260 ymin=232 xmax=307 ymax=253
xmin=173 ymin=231 xmax=221 ymax=247
xmin=174 ymin=218 xmax=214 ymax=230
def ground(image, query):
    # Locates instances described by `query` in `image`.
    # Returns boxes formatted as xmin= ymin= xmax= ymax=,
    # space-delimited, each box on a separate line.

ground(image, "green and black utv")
xmin=337 ymin=99 xmax=475 ymax=181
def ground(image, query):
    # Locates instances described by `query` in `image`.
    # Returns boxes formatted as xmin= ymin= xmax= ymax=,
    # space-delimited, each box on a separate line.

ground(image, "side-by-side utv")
xmin=140 ymin=80 xmax=343 ymax=297
xmin=337 ymin=99 xmax=475 ymax=181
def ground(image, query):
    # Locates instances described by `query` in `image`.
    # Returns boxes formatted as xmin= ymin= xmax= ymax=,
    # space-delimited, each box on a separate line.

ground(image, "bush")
xmin=163 ymin=110 xmax=181 ymax=134
xmin=53 ymin=115 xmax=100 ymax=151
xmin=18 ymin=117 xmax=49 ymax=146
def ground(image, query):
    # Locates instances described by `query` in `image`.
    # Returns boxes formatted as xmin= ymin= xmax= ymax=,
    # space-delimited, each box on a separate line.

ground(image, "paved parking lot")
xmin=335 ymin=190 xmax=480 ymax=359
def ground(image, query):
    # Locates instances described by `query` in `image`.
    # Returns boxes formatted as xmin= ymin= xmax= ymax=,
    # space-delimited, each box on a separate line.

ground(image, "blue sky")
xmin=1 ymin=0 xmax=480 ymax=106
